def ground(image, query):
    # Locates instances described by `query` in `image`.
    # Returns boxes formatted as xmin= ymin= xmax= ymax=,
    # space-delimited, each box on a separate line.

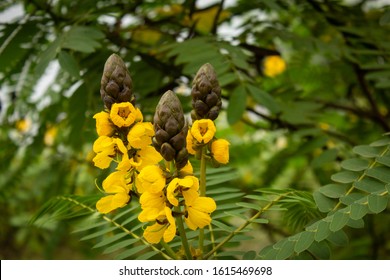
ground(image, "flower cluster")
xmin=137 ymin=163 xmax=216 ymax=243
xmin=92 ymin=54 xmax=161 ymax=214
xmin=92 ymin=55 xmax=225 ymax=251
xmin=187 ymin=64 xmax=230 ymax=166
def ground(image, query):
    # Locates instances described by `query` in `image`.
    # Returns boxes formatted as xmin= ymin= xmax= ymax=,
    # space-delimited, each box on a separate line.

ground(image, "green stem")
xmin=198 ymin=145 xmax=208 ymax=255
xmin=160 ymin=241 xmax=179 ymax=260
xmin=175 ymin=206 xmax=192 ymax=260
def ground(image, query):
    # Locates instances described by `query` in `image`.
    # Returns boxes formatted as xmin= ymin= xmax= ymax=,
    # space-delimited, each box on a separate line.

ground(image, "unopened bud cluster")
xmin=153 ymin=90 xmax=188 ymax=170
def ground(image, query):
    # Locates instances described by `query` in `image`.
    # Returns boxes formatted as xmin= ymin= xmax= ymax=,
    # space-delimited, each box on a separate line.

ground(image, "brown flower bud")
xmin=100 ymin=54 xmax=135 ymax=110
xmin=191 ymin=63 xmax=222 ymax=121
xmin=153 ymin=90 xmax=188 ymax=169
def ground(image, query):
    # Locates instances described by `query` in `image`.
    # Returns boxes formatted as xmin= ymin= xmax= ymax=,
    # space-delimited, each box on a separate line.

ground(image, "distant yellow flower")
xmin=137 ymin=165 xmax=166 ymax=193
xmin=211 ymin=139 xmax=230 ymax=164
xmin=167 ymin=176 xmax=199 ymax=206
xmin=93 ymin=111 xmax=115 ymax=136
xmin=127 ymin=122 xmax=154 ymax=149
xmin=263 ymin=55 xmax=286 ymax=77
xmin=185 ymin=197 xmax=216 ymax=230
xmin=143 ymin=207 xmax=176 ymax=243
xmin=110 ymin=102 xmax=142 ymax=127
xmin=96 ymin=171 xmax=131 ymax=214
xmin=44 ymin=126 xmax=58 ymax=146
xmin=92 ymin=136 xmax=127 ymax=169
xmin=16 ymin=118 xmax=31 ymax=133
xmin=190 ymin=119 xmax=216 ymax=144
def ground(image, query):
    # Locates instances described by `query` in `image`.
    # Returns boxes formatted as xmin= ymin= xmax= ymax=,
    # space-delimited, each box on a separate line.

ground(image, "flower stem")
xmin=175 ymin=206 xmax=192 ymax=260
xmin=198 ymin=145 xmax=208 ymax=255
xmin=160 ymin=240 xmax=179 ymax=260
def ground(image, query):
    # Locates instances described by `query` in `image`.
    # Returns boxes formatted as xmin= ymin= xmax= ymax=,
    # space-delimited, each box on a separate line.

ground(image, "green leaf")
xmin=354 ymin=177 xmax=386 ymax=193
xmin=365 ymin=166 xmax=390 ymax=184
xmin=349 ymin=202 xmax=368 ymax=220
xmin=367 ymin=194 xmax=388 ymax=213
xmin=313 ymin=191 xmax=337 ymax=213
xmin=307 ymin=241 xmax=330 ymax=259
xmin=346 ymin=218 xmax=364 ymax=229
xmin=116 ymin=244 xmax=148 ymax=259
xmin=340 ymin=158 xmax=370 ymax=171
xmin=294 ymin=231 xmax=315 ymax=254
xmin=58 ymin=51 xmax=81 ymax=78
xmin=319 ymin=184 xmax=348 ymax=198
xmin=62 ymin=26 xmax=104 ymax=53
xmin=376 ymin=155 xmax=390 ymax=168
xmin=352 ymin=145 xmax=382 ymax=158
xmin=327 ymin=230 xmax=348 ymax=246
xmin=103 ymin=239 xmax=138 ymax=254
xmin=236 ymin=202 xmax=261 ymax=211
xmin=211 ymin=220 xmax=233 ymax=232
xmin=369 ymin=137 xmax=390 ymax=147
xmin=246 ymin=84 xmax=281 ymax=114
xmin=93 ymin=232 xmax=128 ymax=249
xmin=331 ymin=171 xmax=359 ymax=183
xmin=243 ymin=250 xmax=257 ymax=260
xmin=218 ymin=72 xmax=237 ymax=87
xmin=329 ymin=210 xmax=350 ymax=232
xmin=227 ymin=85 xmax=247 ymax=124
xmin=275 ymin=239 xmax=295 ymax=260
xmin=35 ymin=38 xmax=61 ymax=76
xmin=311 ymin=149 xmax=338 ymax=168
xmin=313 ymin=220 xmax=331 ymax=242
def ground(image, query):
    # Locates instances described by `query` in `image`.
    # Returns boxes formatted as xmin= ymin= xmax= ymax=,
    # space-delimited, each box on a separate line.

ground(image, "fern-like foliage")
xmin=32 ymin=165 xmax=241 ymax=259
xmin=258 ymin=135 xmax=390 ymax=259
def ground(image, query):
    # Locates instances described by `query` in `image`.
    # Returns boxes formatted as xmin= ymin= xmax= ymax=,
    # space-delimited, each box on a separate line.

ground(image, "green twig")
xmin=175 ymin=206 xmax=193 ymax=260
xmin=203 ymin=193 xmax=289 ymax=260
xmin=198 ymin=145 xmax=208 ymax=255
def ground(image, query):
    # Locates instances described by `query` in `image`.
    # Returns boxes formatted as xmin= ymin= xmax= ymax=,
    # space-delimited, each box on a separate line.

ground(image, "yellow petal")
xmin=127 ymin=122 xmax=154 ymax=149
xmin=211 ymin=138 xmax=230 ymax=164
xmin=92 ymin=150 xmax=113 ymax=169
xmin=143 ymin=223 xmax=166 ymax=244
xmin=135 ymin=146 xmax=163 ymax=171
xmin=166 ymin=178 xmax=180 ymax=206
xmin=102 ymin=171 xmax=130 ymax=193
xmin=263 ymin=55 xmax=286 ymax=77
xmin=93 ymin=111 xmax=115 ymax=136
xmin=163 ymin=207 xmax=176 ymax=243
xmin=185 ymin=197 xmax=216 ymax=230
xmin=96 ymin=193 xmax=130 ymax=214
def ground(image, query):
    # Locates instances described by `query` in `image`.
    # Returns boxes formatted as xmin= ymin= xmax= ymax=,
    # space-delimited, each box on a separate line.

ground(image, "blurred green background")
xmin=1 ymin=0 xmax=390 ymax=259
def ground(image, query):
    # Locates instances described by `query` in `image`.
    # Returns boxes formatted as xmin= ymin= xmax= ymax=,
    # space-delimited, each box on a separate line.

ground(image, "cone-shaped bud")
xmin=191 ymin=63 xmax=222 ymax=121
xmin=100 ymin=54 xmax=135 ymax=110
xmin=153 ymin=90 xmax=188 ymax=169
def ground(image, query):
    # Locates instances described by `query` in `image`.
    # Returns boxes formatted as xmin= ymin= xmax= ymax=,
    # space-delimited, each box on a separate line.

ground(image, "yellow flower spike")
xmin=138 ymin=165 xmax=166 ymax=193
xmin=190 ymin=119 xmax=216 ymax=144
xmin=93 ymin=111 xmax=115 ymax=136
xmin=110 ymin=102 xmax=139 ymax=127
xmin=96 ymin=171 xmax=131 ymax=214
xmin=263 ymin=55 xmax=286 ymax=78
xmin=211 ymin=138 xmax=230 ymax=164
xmin=143 ymin=207 xmax=176 ymax=244
xmin=167 ymin=176 xmax=199 ymax=206
xmin=185 ymin=196 xmax=216 ymax=230
xmin=127 ymin=122 xmax=154 ymax=149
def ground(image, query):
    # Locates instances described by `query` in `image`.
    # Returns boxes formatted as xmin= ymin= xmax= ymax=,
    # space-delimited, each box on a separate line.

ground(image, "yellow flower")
xmin=93 ymin=111 xmax=115 ymax=136
xmin=190 ymin=119 xmax=216 ymax=144
xmin=16 ymin=118 xmax=31 ymax=133
xmin=179 ymin=161 xmax=193 ymax=176
xmin=211 ymin=138 xmax=230 ymax=164
xmin=137 ymin=165 xmax=166 ymax=193
xmin=127 ymin=122 xmax=154 ymax=149
xmin=185 ymin=197 xmax=216 ymax=230
xmin=143 ymin=207 xmax=176 ymax=244
xmin=167 ymin=176 xmax=199 ymax=206
xmin=92 ymin=136 xmax=127 ymax=169
xmin=44 ymin=126 xmax=58 ymax=146
xmin=96 ymin=171 xmax=131 ymax=214
xmin=138 ymin=191 xmax=166 ymax=222
xmin=263 ymin=55 xmax=286 ymax=77
xmin=186 ymin=130 xmax=197 ymax=155
xmin=110 ymin=102 xmax=142 ymax=127
xmin=135 ymin=146 xmax=163 ymax=171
